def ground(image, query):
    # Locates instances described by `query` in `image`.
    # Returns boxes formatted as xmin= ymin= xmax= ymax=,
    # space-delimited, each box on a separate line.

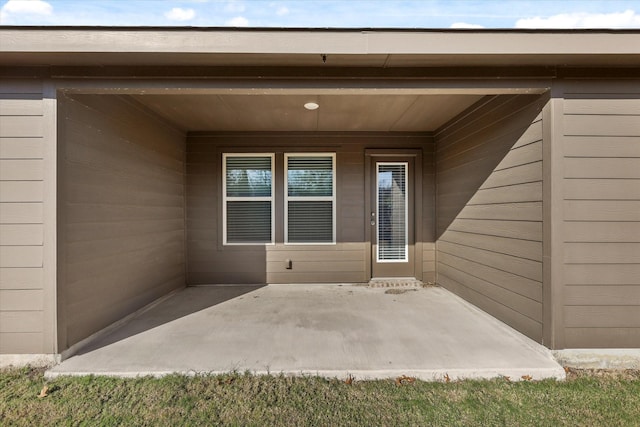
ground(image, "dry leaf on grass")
xmin=395 ymin=375 xmax=416 ymax=386
xmin=37 ymin=385 xmax=48 ymax=399
xmin=521 ymin=375 xmax=533 ymax=381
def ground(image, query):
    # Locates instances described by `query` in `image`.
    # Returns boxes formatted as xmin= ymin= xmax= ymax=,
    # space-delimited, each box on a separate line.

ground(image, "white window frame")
xmin=284 ymin=153 xmax=336 ymax=245
xmin=376 ymin=161 xmax=409 ymax=263
xmin=222 ymin=153 xmax=275 ymax=245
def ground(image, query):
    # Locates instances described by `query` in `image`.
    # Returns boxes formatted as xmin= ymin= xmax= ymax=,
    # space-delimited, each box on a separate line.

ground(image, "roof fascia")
xmin=1 ymin=28 xmax=639 ymax=56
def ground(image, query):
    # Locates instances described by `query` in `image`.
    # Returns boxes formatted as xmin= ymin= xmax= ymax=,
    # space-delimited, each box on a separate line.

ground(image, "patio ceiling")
xmin=129 ymin=94 xmax=484 ymax=132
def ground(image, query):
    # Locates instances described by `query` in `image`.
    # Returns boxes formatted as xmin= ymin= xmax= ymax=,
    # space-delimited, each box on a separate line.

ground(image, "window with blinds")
xmin=377 ymin=162 xmax=408 ymax=262
xmin=223 ymin=154 xmax=274 ymax=244
xmin=285 ymin=154 xmax=336 ymax=244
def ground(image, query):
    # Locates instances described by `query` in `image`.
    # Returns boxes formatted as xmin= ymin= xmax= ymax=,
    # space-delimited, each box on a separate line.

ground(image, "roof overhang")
xmin=3 ymin=27 xmax=635 ymax=133
xmin=1 ymin=27 xmax=640 ymax=68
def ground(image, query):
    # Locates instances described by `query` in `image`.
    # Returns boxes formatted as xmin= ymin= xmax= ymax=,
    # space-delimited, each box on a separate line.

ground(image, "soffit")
xmin=129 ymin=94 xmax=484 ymax=132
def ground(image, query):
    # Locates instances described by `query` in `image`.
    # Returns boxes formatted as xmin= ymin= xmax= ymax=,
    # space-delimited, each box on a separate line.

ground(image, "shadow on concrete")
xmin=74 ymin=285 xmax=264 ymax=356
xmin=49 ymin=285 xmax=565 ymax=381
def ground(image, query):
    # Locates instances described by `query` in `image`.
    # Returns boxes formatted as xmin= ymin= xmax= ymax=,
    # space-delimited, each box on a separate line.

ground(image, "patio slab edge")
xmin=553 ymin=349 xmax=640 ymax=370
xmin=45 ymin=366 xmax=566 ymax=382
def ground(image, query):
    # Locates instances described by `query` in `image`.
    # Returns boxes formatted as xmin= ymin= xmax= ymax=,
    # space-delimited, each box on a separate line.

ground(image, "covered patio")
xmin=47 ymin=285 xmax=564 ymax=380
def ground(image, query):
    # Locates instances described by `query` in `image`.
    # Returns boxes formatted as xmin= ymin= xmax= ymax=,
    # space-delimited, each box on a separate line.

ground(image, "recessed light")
xmin=304 ymin=102 xmax=319 ymax=110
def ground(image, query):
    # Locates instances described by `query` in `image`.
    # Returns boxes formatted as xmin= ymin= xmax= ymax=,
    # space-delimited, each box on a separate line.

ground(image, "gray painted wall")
xmin=0 ymin=80 xmax=55 ymax=354
xmin=560 ymin=81 xmax=640 ymax=348
xmin=186 ymin=133 xmax=436 ymax=284
xmin=435 ymin=94 xmax=547 ymax=342
xmin=57 ymin=94 xmax=186 ymax=351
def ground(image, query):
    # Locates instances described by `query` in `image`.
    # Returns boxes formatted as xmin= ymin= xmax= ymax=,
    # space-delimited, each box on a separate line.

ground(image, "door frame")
xmin=364 ymin=149 xmax=423 ymax=281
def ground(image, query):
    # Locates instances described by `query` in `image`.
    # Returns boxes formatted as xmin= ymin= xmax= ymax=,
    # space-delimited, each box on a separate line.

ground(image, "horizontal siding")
xmin=564 ymin=329 xmax=640 ymax=349
xmin=437 ymin=274 xmax=542 ymax=341
xmin=0 ymin=159 xmax=43 ymax=180
xmin=0 ymin=289 xmax=43 ymax=311
xmin=564 ymin=222 xmax=640 ymax=243
xmin=0 ymin=311 xmax=44 ymax=333
xmin=422 ymin=243 xmax=436 ymax=283
xmin=436 ymin=94 xmax=546 ymax=343
xmin=564 ymin=179 xmax=640 ymax=200
xmin=565 ymin=158 xmax=640 ymax=179
xmin=564 ymin=115 xmax=640 ymax=137
xmin=0 ymin=81 xmax=46 ymax=355
xmin=0 ymin=138 xmax=43 ymax=159
xmin=0 ymin=246 xmax=42 ymax=268
xmin=438 ymin=241 xmax=542 ymax=283
xmin=59 ymin=94 xmax=186 ymax=350
xmin=0 ymin=181 xmax=43 ymax=202
xmin=562 ymin=88 xmax=640 ymax=348
xmin=441 ymin=230 xmax=542 ymax=262
xmin=0 ymin=203 xmax=43 ymax=223
xmin=0 ymin=268 xmax=42 ymax=290
xmin=266 ymin=244 xmax=366 ymax=283
xmin=565 ymin=286 xmax=640 ymax=306
xmin=565 ymin=264 xmax=640 ymax=286
xmin=564 ymin=136 xmax=640 ymax=158
xmin=186 ymin=134 xmax=435 ymax=284
xmin=0 ymin=116 xmax=43 ymax=137
xmin=0 ymin=333 xmax=44 ymax=353
xmin=564 ymin=200 xmax=640 ymax=222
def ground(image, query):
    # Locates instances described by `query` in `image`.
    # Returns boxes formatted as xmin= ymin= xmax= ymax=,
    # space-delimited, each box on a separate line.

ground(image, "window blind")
xmin=224 ymin=155 xmax=273 ymax=244
xmin=377 ymin=163 xmax=407 ymax=261
xmin=286 ymin=155 xmax=335 ymax=244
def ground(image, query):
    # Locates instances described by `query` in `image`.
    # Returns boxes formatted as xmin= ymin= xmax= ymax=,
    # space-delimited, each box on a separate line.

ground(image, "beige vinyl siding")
xmin=58 ymin=94 xmax=186 ymax=350
xmin=435 ymin=94 xmax=547 ymax=342
xmin=561 ymin=82 xmax=640 ymax=348
xmin=0 ymin=80 xmax=48 ymax=354
xmin=186 ymin=133 xmax=435 ymax=284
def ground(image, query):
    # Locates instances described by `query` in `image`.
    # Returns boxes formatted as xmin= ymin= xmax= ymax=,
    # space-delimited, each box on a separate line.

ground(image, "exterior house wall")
xmin=0 ymin=79 xmax=55 ymax=354
xmin=435 ymin=94 xmax=548 ymax=342
xmin=186 ymin=133 xmax=435 ymax=284
xmin=57 ymin=94 xmax=186 ymax=351
xmin=560 ymin=80 xmax=640 ymax=348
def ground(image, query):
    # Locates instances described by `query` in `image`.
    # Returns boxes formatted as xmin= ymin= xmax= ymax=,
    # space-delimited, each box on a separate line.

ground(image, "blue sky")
xmin=1 ymin=0 xmax=640 ymax=28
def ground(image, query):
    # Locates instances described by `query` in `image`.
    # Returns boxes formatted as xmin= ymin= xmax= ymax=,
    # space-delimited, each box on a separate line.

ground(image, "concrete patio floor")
xmin=47 ymin=285 xmax=565 ymax=381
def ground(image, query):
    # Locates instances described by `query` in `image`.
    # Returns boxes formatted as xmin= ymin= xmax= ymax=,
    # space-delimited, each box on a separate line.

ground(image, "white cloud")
xmin=1 ymin=0 xmax=52 ymax=15
xmin=276 ymin=6 xmax=289 ymax=16
xmin=164 ymin=7 xmax=195 ymax=21
xmin=225 ymin=0 xmax=245 ymax=13
xmin=1 ymin=0 xmax=52 ymax=23
xmin=450 ymin=22 xmax=484 ymax=29
xmin=226 ymin=16 xmax=249 ymax=26
xmin=515 ymin=9 xmax=640 ymax=29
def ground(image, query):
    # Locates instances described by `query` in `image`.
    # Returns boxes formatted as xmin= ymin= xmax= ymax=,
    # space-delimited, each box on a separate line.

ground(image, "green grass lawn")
xmin=1 ymin=368 xmax=639 ymax=426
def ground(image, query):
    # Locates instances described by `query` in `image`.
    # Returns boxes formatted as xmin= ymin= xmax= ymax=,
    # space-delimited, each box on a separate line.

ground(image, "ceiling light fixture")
xmin=304 ymin=102 xmax=319 ymax=110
